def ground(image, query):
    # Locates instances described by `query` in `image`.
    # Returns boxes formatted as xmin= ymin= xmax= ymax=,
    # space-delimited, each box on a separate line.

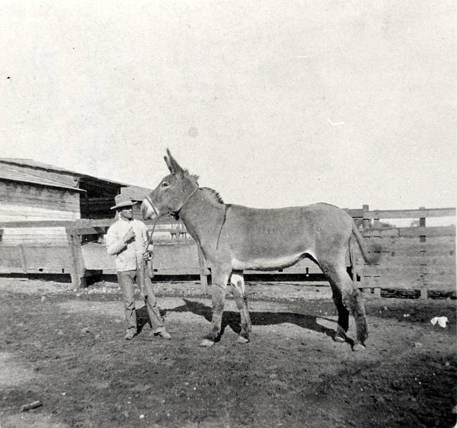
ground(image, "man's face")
xmin=119 ymin=206 xmax=134 ymax=220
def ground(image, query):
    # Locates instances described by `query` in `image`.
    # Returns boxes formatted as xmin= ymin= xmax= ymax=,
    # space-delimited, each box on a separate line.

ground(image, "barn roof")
xmin=0 ymin=158 xmax=77 ymax=175
xmin=0 ymin=161 xmax=84 ymax=192
xmin=120 ymin=185 xmax=152 ymax=201
xmin=0 ymin=158 xmax=127 ymax=190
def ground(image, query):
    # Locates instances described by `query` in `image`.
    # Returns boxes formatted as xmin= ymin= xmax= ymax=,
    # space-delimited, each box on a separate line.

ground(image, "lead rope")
xmin=144 ymin=216 xmax=159 ymax=278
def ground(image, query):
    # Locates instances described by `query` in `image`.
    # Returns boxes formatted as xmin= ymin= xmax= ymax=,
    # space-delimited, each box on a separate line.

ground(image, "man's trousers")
xmin=117 ymin=265 xmax=164 ymax=334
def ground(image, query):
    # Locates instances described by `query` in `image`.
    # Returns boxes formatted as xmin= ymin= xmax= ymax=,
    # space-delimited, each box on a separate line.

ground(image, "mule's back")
xmin=220 ymin=202 xmax=353 ymax=264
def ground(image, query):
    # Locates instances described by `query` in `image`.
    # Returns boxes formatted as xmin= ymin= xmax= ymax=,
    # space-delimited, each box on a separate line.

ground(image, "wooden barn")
xmin=0 ymin=158 xmax=143 ymax=245
xmin=0 ymin=158 xmax=194 ymax=281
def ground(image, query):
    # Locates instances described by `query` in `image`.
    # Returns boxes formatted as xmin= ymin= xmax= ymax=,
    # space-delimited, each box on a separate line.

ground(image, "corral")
xmin=0 ymin=161 xmax=455 ymax=427
xmin=0 ymin=202 xmax=455 ymax=426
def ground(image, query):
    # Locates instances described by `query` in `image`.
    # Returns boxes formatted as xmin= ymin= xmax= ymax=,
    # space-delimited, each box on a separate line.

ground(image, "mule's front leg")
xmin=230 ymin=271 xmax=251 ymax=344
xmin=200 ymin=269 xmax=229 ymax=347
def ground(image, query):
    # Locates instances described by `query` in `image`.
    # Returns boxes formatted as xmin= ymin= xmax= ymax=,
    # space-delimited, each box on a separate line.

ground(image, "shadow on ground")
xmin=161 ymin=298 xmax=339 ymax=341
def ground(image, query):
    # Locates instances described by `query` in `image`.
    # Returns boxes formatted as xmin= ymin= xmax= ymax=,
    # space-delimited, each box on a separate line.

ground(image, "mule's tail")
xmin=351 ymin=223 xmax=380 ymax=265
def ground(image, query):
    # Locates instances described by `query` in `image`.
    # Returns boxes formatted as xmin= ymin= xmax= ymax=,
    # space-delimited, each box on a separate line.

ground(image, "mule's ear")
xmin=165 ymin=149 xmax=184 ymax=176
xmin=164 ymin=153 xmax=173 ymax=173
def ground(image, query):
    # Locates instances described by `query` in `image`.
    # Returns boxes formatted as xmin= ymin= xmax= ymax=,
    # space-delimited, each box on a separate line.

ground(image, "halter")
xmin=143 ymin=188 xmax=199 ymax=260
xmin=168 ymin=186 xmax=199 ymax=219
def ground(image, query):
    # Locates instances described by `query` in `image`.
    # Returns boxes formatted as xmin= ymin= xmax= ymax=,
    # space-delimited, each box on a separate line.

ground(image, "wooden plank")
xmin=81 ymin=240 xmax=203 ymax=275
xmin=422 ymin=279 xmax=457 ymax=290
xmin=363 ymin=207 xmax=455 ymax=220
xmin=362 ymin=264 xmax=454 ymax=277
xmin=21 ymin=246 xmax=72 ymax=274
xmin=358 ymin=276 xmax=456 ymax=293
xmin=371 ymin=234 xmax=455 ymax=243
xmin=398 ymin=226 xmax=455 ymax=238
xmin=359 ymin=276 xmax=423 ymax=290
xmin=376 ymin=240 xmax=454 ymax=254
xmin=0 ymin=227 xmax=69 ymax=247
xmin=363 ymin=228 xmax=400 ymax=238
xmin=379 ymin=246 xmax=454 ymax=258
xmin=74 ymin=219 xmax=113 ymax=228
xmin=0 ymin=220 xmax=74 ymax=228
xmin=374 ymin=247 xmax=455 ymax=258
xmin=373 ymin=255 xmax=454 ymax=266
xmin=0 ymin=181 xmax=81 ymax=212
xmin=362 ymin=226 xmax=455 ymax=239
xmin=0 ymin=246 xmax=24 ymax=273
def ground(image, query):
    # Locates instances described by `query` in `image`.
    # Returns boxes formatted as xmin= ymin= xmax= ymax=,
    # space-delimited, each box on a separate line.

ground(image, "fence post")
xmin=66 ymin=227 xmax=86 ymax=289
xmin=357 ymin=204 xmax=371 ymax=289
xmin=418 ymin=206 xmax=428 ymax=299
xmin=419 ymin=206 xmax=426 ymax=228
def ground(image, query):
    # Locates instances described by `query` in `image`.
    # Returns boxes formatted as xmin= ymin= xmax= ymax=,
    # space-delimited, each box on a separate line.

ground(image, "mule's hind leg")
xmin=321 ymin=258 xmax=368 ymax=351
xmin=328 ymin=283 xmax=350 ymax=342
xmin=229 ymin=271 xmax=251 ymax=343
xmin=200 ymin=266 xmax=230 ymax=347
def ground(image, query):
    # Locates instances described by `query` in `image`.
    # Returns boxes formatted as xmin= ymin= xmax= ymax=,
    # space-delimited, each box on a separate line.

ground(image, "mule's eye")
xmin=161 ymin=182 xmax=169 ymax=188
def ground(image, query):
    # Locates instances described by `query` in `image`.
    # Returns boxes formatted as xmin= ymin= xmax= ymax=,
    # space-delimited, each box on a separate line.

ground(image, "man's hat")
xmin=110 ymin=194 xmax=138 ymax=210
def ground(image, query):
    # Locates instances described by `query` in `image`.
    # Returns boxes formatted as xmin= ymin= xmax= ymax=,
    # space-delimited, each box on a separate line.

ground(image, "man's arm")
xmin=106 ymin=225 xmax=134 ymax=255
xmin=137 ymin=221 xmax=151 ymax=260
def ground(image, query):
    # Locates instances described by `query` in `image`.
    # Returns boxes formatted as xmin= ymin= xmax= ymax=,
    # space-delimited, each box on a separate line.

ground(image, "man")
xmin=106 ymin=194 xmax=171 ymax=341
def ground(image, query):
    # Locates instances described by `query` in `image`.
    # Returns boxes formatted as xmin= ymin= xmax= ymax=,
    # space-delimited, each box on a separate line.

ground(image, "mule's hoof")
xmin=200 ymin=339 xmax=215 ymax=348
xmin=237 ymin=336 xmax=249 ymax=344
xmin=334 ymin=335 xmax=346 ymax=343
xmin=352 ymin=343 xmax=366 ymax=352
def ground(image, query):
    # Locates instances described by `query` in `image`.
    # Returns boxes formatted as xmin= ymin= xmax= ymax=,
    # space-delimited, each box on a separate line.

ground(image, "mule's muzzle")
xmin=141 ymin=198 xmax=158 ymax=220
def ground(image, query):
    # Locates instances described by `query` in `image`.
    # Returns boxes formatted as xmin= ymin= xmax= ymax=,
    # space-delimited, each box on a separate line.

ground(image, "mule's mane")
xmin=200 ymin=187 xmax=224 ymax=205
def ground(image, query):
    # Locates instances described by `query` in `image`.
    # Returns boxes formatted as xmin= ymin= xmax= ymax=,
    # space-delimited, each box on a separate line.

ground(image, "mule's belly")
xmin=231 ymin=250 xmax=315 ymax=271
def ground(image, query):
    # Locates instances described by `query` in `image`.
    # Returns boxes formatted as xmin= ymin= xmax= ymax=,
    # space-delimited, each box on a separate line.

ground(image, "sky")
xmin=1 ymin=0 xmax=456 ymax=211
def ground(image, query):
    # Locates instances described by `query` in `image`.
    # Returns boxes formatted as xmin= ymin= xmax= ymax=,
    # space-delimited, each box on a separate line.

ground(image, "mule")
xmin=141 ymin=150 xmax=379 ymax=351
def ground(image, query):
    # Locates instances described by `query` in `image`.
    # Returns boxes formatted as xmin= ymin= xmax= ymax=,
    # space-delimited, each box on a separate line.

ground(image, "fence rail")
xmin=362 ymin=207 xmax=455 ymax=220
xmin=0 ymin=205 xmax=455 ymax=298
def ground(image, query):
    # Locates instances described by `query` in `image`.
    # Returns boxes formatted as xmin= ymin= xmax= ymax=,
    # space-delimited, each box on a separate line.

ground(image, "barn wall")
xmin=0 ymin=180 xmax=80 ymax=216
xmin=0 ymin=181 xmax=80 ymax=245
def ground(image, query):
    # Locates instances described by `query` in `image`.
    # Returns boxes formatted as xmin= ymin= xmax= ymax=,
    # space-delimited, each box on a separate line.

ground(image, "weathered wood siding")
xmin=0 ymin=181 xmax=80 ymax=245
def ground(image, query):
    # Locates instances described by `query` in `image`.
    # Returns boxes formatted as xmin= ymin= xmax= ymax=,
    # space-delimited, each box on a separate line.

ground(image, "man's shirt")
xmin=105 ymin=217 xmax=148 ymax=272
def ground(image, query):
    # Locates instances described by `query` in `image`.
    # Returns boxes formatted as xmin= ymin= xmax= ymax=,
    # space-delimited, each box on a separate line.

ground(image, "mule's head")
xmin=141 ymin=149 xmax=199 ymax=220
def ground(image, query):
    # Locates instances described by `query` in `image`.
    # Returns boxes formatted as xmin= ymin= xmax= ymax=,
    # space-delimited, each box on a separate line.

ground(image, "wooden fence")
xmin=0 ymin=206 xmax=455 ymax=298
xmin=354 ymin=206 xmax=455 ymax=298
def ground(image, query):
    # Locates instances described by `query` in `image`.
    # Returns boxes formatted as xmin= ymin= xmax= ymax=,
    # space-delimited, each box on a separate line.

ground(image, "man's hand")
xmin=123 ymin=228 xmax=135 ymax=244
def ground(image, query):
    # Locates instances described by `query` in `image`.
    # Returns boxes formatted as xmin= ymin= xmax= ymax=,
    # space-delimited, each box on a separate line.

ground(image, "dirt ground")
xmin=0 ymin=277 xmax=456 ymax=428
